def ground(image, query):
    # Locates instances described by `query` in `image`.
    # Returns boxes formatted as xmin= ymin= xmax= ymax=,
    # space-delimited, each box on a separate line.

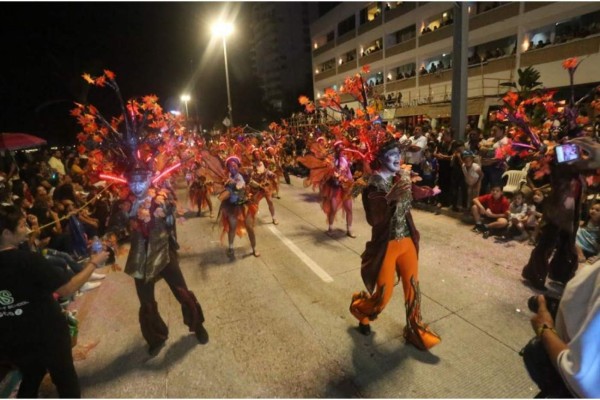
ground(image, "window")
xmin=338 ymin=14 xmax=356 ymax=36
xmin=359 ymin=2 xmax=382 ymax=25
xmin=326 ymin=30 xmax=335 ymax=42
xmin=387 ymin=24 xmax=415 ymax=46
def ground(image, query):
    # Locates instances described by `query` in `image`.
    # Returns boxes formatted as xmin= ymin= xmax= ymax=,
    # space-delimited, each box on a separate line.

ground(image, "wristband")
xmin=536 ymin=324 xmax=557 ymax=338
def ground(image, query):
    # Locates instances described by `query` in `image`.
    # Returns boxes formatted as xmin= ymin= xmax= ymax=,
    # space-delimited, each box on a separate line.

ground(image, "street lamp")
xmin=180 ymin=94 xmax=191 ymax=118
xmin=211 ymin=21 xmax=234 ymax=128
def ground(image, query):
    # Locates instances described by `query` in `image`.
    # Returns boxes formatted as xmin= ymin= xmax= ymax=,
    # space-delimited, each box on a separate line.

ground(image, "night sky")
xmin=1 ymin=2 xmax=289 ymax=145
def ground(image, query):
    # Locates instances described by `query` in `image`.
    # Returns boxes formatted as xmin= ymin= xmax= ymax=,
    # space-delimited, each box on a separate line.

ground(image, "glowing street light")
xmin=180 ymin=94 xmax=191 ymax=118
xmin=211 ymin=21 xmax=234 ymax=128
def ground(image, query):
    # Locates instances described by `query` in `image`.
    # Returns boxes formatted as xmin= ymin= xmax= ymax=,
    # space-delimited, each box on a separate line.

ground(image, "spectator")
xmin=505 ymin=191 xmax=530 ymax=241
xmin=460 ymin=150 xmax=483 ymax=212
xmin=479 ymin=125 xmax=509 ymax=195
xmin=405 ymin=125 xmax=428 ymax=176
xmin=450 ymin=140 xmax=467 ymax=211
xmin=48 ymin=150 xmax=66 ymax=177
xmin=471 ymin=184 xmax=510 ymax=238
xmin=575 ymin=201 xmax=600 ymax=264
xmin=434 ymin=128 xmax=455 ymax=208
xmin=523 ymin=262 xmax=600 ymax=398
xmin=0 ymin=204 xmax=109 ymax=398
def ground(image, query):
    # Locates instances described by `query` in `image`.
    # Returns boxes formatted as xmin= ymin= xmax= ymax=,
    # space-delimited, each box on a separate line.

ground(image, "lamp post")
xmin=211 ymin=21 xmax=234 ymax=128
xmin=180 ymin=94 xmax=191 ymax=119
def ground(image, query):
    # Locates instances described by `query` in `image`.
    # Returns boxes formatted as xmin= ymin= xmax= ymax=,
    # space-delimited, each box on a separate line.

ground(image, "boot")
xmin=176 ymin=288 xmax=209 ymax=344
xmin=403 ymin=278 xmax=441 ymax=351
xmin=139 ymin=301 xmax=169 ymax=353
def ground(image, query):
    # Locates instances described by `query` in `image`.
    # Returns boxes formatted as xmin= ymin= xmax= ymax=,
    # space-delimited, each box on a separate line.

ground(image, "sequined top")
xmin=369 ymin=170 xmax=413 ymax=240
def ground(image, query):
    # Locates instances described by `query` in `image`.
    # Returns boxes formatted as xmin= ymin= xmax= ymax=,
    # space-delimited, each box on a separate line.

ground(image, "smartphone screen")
xmin=555 ymin=144 xmax=580 ymax=163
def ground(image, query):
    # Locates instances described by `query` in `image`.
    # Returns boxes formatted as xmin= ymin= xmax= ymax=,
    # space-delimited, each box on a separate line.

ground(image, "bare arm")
xmin=55 ymin=251 xmax=109 ymax=297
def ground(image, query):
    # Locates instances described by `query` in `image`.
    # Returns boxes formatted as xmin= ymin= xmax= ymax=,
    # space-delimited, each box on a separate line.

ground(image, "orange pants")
xmin=350 ymin=237 xmax=441 ymax=350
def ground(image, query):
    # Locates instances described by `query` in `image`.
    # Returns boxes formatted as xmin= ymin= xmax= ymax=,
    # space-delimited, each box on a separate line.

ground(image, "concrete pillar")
xmin=451 ymin=3 xmax=469 ymax=141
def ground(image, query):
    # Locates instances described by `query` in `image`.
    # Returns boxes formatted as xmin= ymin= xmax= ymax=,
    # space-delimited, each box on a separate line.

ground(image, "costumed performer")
xmin=349 ymin=139 xmax=441 ymax=350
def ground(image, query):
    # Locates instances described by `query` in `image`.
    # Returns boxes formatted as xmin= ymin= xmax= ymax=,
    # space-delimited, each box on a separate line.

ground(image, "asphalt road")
xmin=41 ymin=175 xmax=549 ymax=398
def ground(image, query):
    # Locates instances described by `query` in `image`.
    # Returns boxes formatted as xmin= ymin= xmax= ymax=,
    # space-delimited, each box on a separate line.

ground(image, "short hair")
xmin=0 ymin=205 xmax=22 ymax=235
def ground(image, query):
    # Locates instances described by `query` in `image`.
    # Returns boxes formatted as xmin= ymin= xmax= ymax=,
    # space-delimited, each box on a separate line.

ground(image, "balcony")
xmin=419 ymin=24 xmax=452 ymax=46
xmin=467 ymin=55 xmax=516 ymax=77
xmin=418 ymin=69 xmax=453 ymax=85
xmin=520 ymin=35 xmax=600 ymax=67
xmin=337 ymin=60 xmax=357 ymax=75
xmin=358 ymin=15 xmax=383 ymax=35
xmin=336 ymin=30 xmax=356 ymax=46
xmin=314 ymin=69 xmax=336 ymax=82
xmin=384 ymin=2 xmax=417 ymax=23
xmin=386 ymin=76 xmax=416 ymax=91
xmin=470 ymin=2 xmax=520 ymax=31
xmin=359 ymin=50 xmax=384 ymax=66
xmin=524 ymin=2 xmax=553 ymax=13
xmin=386 ymin=37 xmax=416 ymax=58
xmin=313 ymin=41 xmax=335 ymax=57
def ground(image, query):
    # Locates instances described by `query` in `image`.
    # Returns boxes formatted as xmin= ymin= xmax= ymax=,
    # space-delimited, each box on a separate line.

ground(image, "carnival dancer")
xmin=349 ymin=139 xmax=441 ymax=350
xmin=248 ymin=148 xmax=279 ymax=225
xmin=73 ymin=70 xmax=208 ymax=354
xmin=298 ymin=139 xmax=356 ymax=237
xmin=189 ymin=161 xmax=214 ymax=218
xmin=218 ymin=155 xmax=260 ymax=259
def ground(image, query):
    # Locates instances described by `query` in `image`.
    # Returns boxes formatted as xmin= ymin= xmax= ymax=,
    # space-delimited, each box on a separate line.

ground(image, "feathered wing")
xmin=199 ymin=150 xmax=228 ymax=194
xmin=296 ymin=154 xmax=334 ymax=190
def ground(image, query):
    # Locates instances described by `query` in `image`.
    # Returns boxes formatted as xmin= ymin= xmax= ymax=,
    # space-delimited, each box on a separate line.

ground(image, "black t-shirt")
xmin=0 ymin=249 xmax=70 ymax=350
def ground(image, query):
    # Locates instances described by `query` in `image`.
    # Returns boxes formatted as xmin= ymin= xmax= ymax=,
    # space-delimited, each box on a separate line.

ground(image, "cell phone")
xmin=555 ymin=143 xmax=580 ymax=163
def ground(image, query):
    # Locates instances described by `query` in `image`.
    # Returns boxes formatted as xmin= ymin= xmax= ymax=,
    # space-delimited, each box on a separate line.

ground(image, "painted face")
xmin=227 ymin=161 xmax=239 ymax=176
xmin=129 ymin=176 xmax=151 ymax=199
xmin=380 ymin=147 xmax=401 ymax=173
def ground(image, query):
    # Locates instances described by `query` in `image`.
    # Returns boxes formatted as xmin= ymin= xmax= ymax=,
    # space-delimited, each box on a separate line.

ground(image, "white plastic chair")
xmin=502 ymin=170 xmax=527 ymax=195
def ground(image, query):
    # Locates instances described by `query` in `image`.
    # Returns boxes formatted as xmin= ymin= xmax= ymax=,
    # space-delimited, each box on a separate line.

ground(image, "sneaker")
xmin=482 ymin=230 xmax=490 ymax=239
xmin=80 ymin=281 xmax=102 ymax=292
xmin=472 ymin=224 xmax=485 ymax=233
xmin=90 ymin=272 xmax=106 ymax=281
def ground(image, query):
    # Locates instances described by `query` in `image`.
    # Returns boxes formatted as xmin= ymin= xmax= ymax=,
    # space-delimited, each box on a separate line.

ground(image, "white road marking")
xmin=267 ymin=226 xmax=334 ymax=283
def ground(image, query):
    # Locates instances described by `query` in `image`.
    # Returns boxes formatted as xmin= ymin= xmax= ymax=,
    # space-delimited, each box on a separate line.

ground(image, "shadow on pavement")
xmin=321 ymin=326 xmax=440 ymax=397
xmin=79 ymin=335 xmax=199 ymax=389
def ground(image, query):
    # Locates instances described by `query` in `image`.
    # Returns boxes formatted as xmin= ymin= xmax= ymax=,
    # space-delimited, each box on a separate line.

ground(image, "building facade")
xmin=249 ymin=3 xmax=319 ymax=116
xmin=310 ymin=2 xmax=600 ymax=127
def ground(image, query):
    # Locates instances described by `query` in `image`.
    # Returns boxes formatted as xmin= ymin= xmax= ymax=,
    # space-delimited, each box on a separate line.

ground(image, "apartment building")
xmin=249 ymin=3 xmax=319 ymax=116
xmin=310 ymin=2 xmax=600 ymax=127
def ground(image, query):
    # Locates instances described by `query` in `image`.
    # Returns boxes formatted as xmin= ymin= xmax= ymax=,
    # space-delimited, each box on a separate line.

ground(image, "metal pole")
xmin=451 ymin=2 xmax=468 ymax=141
xmin=223 ymin=37 xmax=233 ymax=128
xmin=184 ymin=101 xmax=189 ymax=119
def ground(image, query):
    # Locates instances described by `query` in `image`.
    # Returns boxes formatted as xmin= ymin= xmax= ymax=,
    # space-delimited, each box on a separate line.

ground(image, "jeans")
xmin=44 ymin=249 xmax=83 ymax=274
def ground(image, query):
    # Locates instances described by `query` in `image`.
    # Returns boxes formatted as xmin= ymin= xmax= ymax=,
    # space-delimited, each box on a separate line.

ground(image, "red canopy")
xmin=0 ymin=132 xmax=47 ymax=151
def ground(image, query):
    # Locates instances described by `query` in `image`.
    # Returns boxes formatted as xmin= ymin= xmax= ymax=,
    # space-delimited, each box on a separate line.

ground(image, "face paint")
xmin=127 ymin=170 xmax=152 ymax=199
xmin=380 ymin=147 xmax=401 ymax=173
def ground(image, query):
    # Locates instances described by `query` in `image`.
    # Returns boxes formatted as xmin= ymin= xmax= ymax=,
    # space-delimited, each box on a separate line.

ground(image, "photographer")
xmin=524 ymin=260 xmax=600 ymax=398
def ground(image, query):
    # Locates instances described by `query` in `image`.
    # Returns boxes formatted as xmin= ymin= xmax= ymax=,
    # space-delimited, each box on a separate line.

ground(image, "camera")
xmin=527 ymin=294 xmax=561 ymax=319
xmin=555 ymin=143 xmax=580 ymax=163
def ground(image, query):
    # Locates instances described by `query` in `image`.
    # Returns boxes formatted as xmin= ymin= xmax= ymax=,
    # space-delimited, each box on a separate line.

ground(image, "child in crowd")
xmin=460 ymin=150 xmax=483 ymax=213
xmin=471 ymin=185 xmax=510 ymax=238
xmin=505 ymin=191 xmax=529 ymax=241
xmin=575 ymin=201 xmax=600 ymax=263
xmin=525 ymin=189 xmax=545 ymax=244
xmin=419 ymin=147 xmax=438 ymax=188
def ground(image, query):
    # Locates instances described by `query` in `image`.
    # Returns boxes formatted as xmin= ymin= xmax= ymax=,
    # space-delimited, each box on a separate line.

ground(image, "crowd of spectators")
xmin=527 ymin=21 xmax=600 ymax=52
xmin=387 ymin=121 xmax=600 ymax=256
xmin=0 ymin=148 xmax=133 ymax=301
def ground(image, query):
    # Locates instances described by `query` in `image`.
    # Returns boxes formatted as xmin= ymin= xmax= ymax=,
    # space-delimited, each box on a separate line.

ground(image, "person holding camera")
xmin=522 ymin=137 xmax=600 ymax=290
xmin=523 ymin=260 xmax=600 ymax=398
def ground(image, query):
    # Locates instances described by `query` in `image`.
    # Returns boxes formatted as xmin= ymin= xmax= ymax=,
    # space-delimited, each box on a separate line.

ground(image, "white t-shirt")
xmin=555 ymin=261 xmax=600 ymax=397
xmin=404 ymin=135 xmax=428 ymax=165
xmin=461 ymin=163 xmax=482 ymax=186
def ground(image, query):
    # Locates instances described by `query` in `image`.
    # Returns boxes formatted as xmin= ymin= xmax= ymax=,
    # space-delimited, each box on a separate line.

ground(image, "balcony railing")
xmin=358 ymin=15 xmax=383 ymax=35
xmin=336 ymin=30 xmax=356 ymax=46
xmin=359 ymin=50 xmax=384 ymax=66
xmin=386 ymin=76 xmax=417 ymax=92
xmin=384 ymin=2 xmax=417 ymax=23
xmin=418 ymin=69 xmax=453 ymax=85
xmin=520 ymin=35 xmax=600 ymax=67
xmin=313 ymin=41 xmax=335 ymax=56
xmin=524 ymin=2 xmax=553 ymax=13
xmin=467 ymin=55 xmax=516 ymax=77
xmin=314 ymin=69 xmax=336 ymax=82
xmin=337 ymin=60 xmax=357 ymax=75
xmin=470 ymin=2 xmax=520 ymax=31
xmin=386 ymin=37 xmax=416 ymax=58
xmin=419 ymin=24 xmax=452 ymax=46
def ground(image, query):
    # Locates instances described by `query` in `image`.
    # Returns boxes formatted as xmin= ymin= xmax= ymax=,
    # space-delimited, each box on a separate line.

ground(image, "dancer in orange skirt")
xmin=349 ymin=139 xmax=441 ymax=351
xmin=218 ymin=156 xmax=260 ymax=259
